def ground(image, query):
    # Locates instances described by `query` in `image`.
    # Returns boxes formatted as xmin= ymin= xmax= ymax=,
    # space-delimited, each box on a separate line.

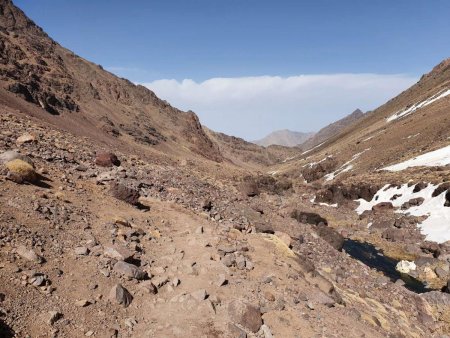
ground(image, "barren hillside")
xmin=1 ymin=1 xmax=450 ymax=337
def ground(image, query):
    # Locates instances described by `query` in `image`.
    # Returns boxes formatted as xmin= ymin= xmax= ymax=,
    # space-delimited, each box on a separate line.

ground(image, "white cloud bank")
xmin=142 ymin=74 xmax=418 ymax=140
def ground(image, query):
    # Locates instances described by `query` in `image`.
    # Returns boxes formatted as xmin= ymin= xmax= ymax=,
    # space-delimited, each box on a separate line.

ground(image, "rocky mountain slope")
xmin=1 ymin=1 xmax=450 ymax=337
xmin=299 ymin=109 xmax=365 ymax=151
xmin=253 ymin=130 xmax=314 ymax=147
xmin=0 ymin=0 xmax=222 ymax=163
xmin=205 ymin=128 xmax=299 ymax=170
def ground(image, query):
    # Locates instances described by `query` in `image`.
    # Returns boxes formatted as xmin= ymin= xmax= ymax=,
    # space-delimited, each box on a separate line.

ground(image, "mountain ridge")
xmin=252 ymin=129 xmax=314 ymax=147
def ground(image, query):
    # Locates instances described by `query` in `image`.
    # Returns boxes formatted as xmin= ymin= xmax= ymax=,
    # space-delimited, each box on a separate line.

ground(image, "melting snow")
xmin=310 ymin=195 xmax=337 ymax=207
xmin=406 ymin=133 xmax=420 ymax=139
xmin=301 ymin=142 xmax=325 ymax=155
xmin=303 ymin=155 xmax=333 ymax=168
xmin=324 ymin=148 xmax=370 ymax=181
xmin=383 ymin=144 xmax=450 ymax=171
xmin=355 ymin=183 xmax=450 ymax=243
xmin=386 ymin=88 xmax=450 ymax=122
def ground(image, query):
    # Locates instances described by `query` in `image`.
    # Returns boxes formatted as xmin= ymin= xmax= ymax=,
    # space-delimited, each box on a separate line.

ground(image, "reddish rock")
xmin=372 ymin=202 xmax=393 ymax=212
xmin=110 ymin=182 xmax=140 ymax=206
xmin=95 ymin=152 xmax=120 ymax=167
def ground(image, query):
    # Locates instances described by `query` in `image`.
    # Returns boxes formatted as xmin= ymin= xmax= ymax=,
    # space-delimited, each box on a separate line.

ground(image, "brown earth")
xmin=1 ymin=0 xmax=450 ymax=337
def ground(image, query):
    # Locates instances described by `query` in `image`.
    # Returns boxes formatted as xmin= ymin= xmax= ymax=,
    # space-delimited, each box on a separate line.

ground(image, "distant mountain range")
xmin=252 ymin=129 xmax=315 ymax=147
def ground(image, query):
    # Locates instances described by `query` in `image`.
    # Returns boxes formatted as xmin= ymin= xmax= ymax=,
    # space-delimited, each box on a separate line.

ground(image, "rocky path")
xmin=1 ymin=111 xmax=449 ymax=337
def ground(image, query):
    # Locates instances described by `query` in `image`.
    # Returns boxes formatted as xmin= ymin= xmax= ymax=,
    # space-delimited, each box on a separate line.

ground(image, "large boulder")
xmin=291 ymin=210 xmax=328 ymax=226
xmin=110 ymin=182 xmax=140 ymax=206
xmin=95 ymin=152 xmax=120 ymax=167
xmin=228 ymin=300 xmax=262 ymax=333
xmin=315 ymin=224 xmax=344 ymax=251
xmin=372 ymin=202 xmax=394 ymax=212
xmin=5 ymin=159 xmax=37 ymax=184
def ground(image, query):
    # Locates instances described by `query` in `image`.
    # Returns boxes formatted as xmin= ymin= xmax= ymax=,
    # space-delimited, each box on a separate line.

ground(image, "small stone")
xmin=85 ymin=330 xmax=94 ymax=337
xmin=113 ymin=216 xmax=130 ymax=227
xmin=16 ymin=245 xmax=43 ymax=263
xmin=191 ymin=289 xmax=208 ymax=301
xmin=104 ymin=245 xmax=134 ymax=261
xmin=396 ymin=260 xmax=416 ymax=274
xmin=195 ymin=226 xmax=204 ymax=234
xmin=29 ymin=275 xmax=45 ymax=286
xmin=124 ymin=317 xmax=137 ymax=328
xmin=16 ymin=133 xmax=36 ymax=145
xmin=217 ymin=274 xmax=228 ymax=287
xmin=151 ymin=276 xmax=169 ymax=288
xmin=109 ymin=284 xmax=133 ymax=307
xmin=74 ymin=247 xmax=90 ymax=256
xmin=113 ymin=261 xmax=147 ymax=280
xmin=307 ymin=302 xmax=315 ymax=310
xmin=235 ymin=255 xmax=246 ymax=270
xmin=139 ymin=280 xmax=157 ymax=294
xmin=261 ymin=324 xmax=274 ymax=338
xmin=47 ymin=311 xmax=63 ymax=325
xmin=264 ymin=291 xmax=275 ymax=302
xmin=222 ymin=255 xmax=235 ymax=267
xmin=75 ymin=299 xmax=91 ymax=307
xmin=100 ymin=268 xmax=110 ymax=277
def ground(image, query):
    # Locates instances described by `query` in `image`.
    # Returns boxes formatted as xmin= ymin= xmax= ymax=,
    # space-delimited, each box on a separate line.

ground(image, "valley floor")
xmin=1 ymin=111 xmax=449 ymax=337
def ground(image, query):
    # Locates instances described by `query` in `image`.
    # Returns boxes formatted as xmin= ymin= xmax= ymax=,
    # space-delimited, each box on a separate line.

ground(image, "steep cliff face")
xmin=0 ymin=0 xmax=223 ymax=162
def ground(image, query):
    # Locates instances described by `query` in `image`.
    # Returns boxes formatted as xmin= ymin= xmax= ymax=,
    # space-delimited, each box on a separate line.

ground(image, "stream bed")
xmin=343 ymin=239 xmax=431 ymax=293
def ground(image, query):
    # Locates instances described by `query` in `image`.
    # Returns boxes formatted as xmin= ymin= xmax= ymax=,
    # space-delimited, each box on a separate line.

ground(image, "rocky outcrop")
xmin=302 ymin=157 xmax=338 ymax=182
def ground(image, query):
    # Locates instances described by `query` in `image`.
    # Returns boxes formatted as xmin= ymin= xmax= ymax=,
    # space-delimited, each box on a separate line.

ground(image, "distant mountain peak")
xmin=253 ymin=130 xmax=315 ymax=147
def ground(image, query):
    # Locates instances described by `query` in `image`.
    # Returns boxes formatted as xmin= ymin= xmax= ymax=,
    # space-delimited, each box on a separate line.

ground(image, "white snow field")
xmin=355 ymin=183 xmax=450 ymax=243
xmin=386 ymin=88 xmax=450 ymax=122
xmin=383 ymin=144 xmax=450 ymax=171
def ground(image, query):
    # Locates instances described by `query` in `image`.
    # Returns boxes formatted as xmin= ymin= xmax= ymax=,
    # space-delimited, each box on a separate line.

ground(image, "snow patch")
xmin=382 ymin=144 xmax=450 ymax=171
xmin=355 ymin=183 xmax=450 ymax=243
xmin=386 ymin=88 xmax=450 ymax=122
xmin=301 ymin=142 xmax=325 ymax=155
xmin=303 ymin=155 xmax=333 ymax=168
xmin=310 ymin=195 xmax=337 ymax=207
xmin=324 ymin=148 xmax=370 ymax=181
xmin=406 ymin=133 xmax=420 ymax=139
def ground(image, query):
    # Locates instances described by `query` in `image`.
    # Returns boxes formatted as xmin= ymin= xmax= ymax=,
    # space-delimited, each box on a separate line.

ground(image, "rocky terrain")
xmin=252 ymin=130 xmax=315 ymax=148
xmin=1 ymin=1 xmax=450 ymax=337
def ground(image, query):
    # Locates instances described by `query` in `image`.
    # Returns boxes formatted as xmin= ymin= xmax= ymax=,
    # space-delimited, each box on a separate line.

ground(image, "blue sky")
xmin=15 ymin=0 xmax=450 ymax=139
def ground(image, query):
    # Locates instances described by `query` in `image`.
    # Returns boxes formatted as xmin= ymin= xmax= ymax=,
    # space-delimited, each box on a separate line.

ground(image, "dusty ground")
xmin=1 ymin=110 xmax=450 ymax=338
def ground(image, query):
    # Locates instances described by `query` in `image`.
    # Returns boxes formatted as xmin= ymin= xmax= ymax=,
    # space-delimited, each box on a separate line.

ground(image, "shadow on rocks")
xmin=0 ymin=319 xmax=15 ymax=338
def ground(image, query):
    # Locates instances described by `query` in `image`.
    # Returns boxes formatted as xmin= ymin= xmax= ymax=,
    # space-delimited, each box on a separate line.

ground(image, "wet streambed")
xmin=343 ymin=239 xmax=431 ymax=293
